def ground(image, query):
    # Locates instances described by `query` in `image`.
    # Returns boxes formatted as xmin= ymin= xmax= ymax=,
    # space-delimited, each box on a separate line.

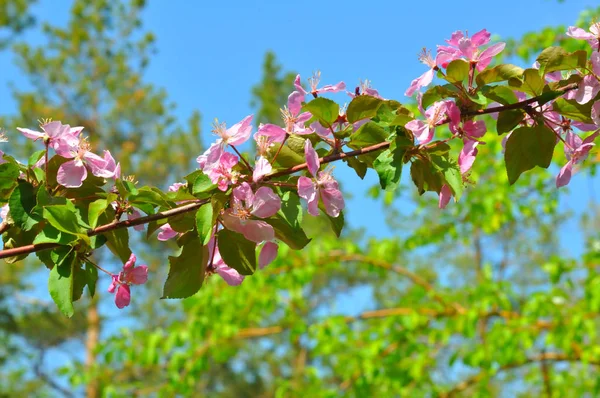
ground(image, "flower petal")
xmin=226 ymin=115 xmax=254 ymax=146
xmin=216 ymin=265 xmax=245 ymax=286
xmin=259 ymin=241 xmax=278 ymax=269
xmin=115 ymin=285 xmax=131 ymax=309
xmin=304 ymin=139 xmax=320 ymax=177
xmin=252 ymin=186 xmax=281 ymax=218
xmin=57 ymin=159 xmax=87 ymax=188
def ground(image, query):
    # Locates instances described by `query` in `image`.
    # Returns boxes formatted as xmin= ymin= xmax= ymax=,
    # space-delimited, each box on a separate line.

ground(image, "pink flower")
xmin=567 ymin=23 xmax=600 ymax=51
xmin=295 ymin=72 xmax=346 ymax=97
xmin=257 ymin=91 xmax=312 ymax=141
xmin=206 ymin=152 xmax=240 ymax=191
xmin=157 ymin=223 xmax=179 ymax=241
xmin=197 ymin=115 xmax=253 ymax=171
xmin=168 ymin=182 xmax=187 ymax=192
xmin=438 ymin=184 xmax=452 ymax=209
xmin=347 ymin=79 xmax=384 ymax=99
xmin=406 ymin=49 xmax=438 ymax=96
xmin=221 ymin=182 xmax=281 ymax=243
xmin=17 ymin=121 xmax=81 ymax=152
xmin=259 ymin=241 xmax=278 ymax=269
xmin=107 ymin=253 xmax=148 ymax=309
xmin=573 ymin=52 xmax=600 ymax=104
xmin=405 ymin=94 xmax=449 ymax=144
xmin=55 ymin=136 xmax=115 ymax=188
xmin=297 ymin=140 xmax=345 ymax=217
xmin=207 ymin=237 xmax=244 ymax=286
xmin=253 ymin=156 xmax=272 ymax=182
xmin=437 ymin=29 xmax=505 ymax=72
xmin=556 ymin=130 xmax=599 ymax=188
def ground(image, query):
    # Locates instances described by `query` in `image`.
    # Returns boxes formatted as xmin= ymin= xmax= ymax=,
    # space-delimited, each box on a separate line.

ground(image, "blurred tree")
xmin=0 ymin=0 xmax=36 ymax=49
xmin=250 ymin=51 xmax=296 ymax=126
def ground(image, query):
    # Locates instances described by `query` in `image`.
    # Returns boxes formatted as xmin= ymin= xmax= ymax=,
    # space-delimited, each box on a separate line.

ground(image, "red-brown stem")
xmin=230 ymin=145 xmax=254 ymax=172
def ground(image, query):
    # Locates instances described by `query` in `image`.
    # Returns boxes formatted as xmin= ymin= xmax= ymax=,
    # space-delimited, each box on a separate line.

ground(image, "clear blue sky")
xmin=2 ymin=0 xmax=598 ymax=244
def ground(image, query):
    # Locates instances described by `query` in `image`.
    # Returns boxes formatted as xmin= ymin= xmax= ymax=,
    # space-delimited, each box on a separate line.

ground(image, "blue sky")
xmin=2 ymin=0 xmax=598 ymax=243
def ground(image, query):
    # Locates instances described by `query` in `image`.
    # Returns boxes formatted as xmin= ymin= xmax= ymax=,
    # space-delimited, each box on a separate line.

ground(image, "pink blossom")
xmin=0 ymin=204 xmax=8 ymax=222
xmin=405 ymin=49 xmax=438 ymax=96
xmin=208 ymin=237 xmax=244 ymax=286
xmin=107 ymin=253 xmax=148 ymax=309
xmin=197 ymin=115 xmax=253 ymax=171
xmin=438 ymin=185 xmax=452 ymax=209
xmin=259 ymin=241 xmax=278 ymax=269
xmin=556 ymin=131 xmax=599 ymax=188
xmin=297 ymin=140 xmax=345 ymax=217
xmin=55 ymin=136 xmax=114 ymax=188
xmin=592 ymin=101 xmax=600 ymax=126
xmin=347 ymin=79 xmax=384 ymax=99
xmin=17 ymin=121 xmax=81 ymax=152
xmin=566 ymin=23 xmax=600 ymax=50
xmin=573 ymin=52 xmax=600 ymax=104
xmin=253 ymin=156 xmax=272 ymax=182
xmin=168 ymin=182 xmax=187 ymax=192
xmin=437 ymin=29 xmax=505 ymax=72
xmin=206 ymin=152 xmax=240 ymax=191
xmin=295 ymin=72 xmax=346 ymax=97
xmin=221 ymin=182 xmax=281 ymax=243
xmin=405 ymin=94 xmax=449 ymax=144
xmin=157 ymin=223 xmax=179 ymax=241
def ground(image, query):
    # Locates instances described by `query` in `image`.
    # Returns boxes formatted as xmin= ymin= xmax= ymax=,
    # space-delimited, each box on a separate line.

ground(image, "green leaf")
xmin=431 ymin=154 xmax=463 ymax=200
xmin=445 ymin=59 xmax=470 ymax=83
xmin=85 ymin=261 xmax=98 ymax=298
xmin=497 ymin=109 xmax=525 ymax=134
xmin=115 ymin=179 xmax=138 ymax=198
xmin=325 ymin=209 xmax=344 ymax=238
xmin=476 ymin=64 xmax=524 ymax=86
xmin=162 ymin=234 xmax=208 ymax=299
xmin=195 ymin=204 xmax=213 ymax=246
xmin=302 ymin=97 xmax=339 ymax=126
xmin=48 ymin=249 xmax=76 ymax=318
xmin=481 ymin=85 xmax=519 ymax=105
xmin=410 ymin=156 xmax=443 ymax=195
xmin=504 ymin=125 xmax=556 ymax=185
xmin=9 ymin=181 xmax=37 ymax=229
xmin=98 ymin=209 xmax=131 ymax=262
xmin=348 ymin=122 xmax=388 ymax=149
xmin=0 ymin=162 xmax=20 ymax=200
xmin=346 ymin=95 xmax=383 ymax=123
xmin=264 ymin=191 xmax=311 ymax=250
xmin=421 ymin=84 xmax=461 ymax=109
xmin=373 ymin=140 xmax=406 ymax=190
xmin=343 ymin=157 xmax=368 ymax=179
xmin=88 ymin=199 xmax=108 ymax=229
xmin=28 ymin=149 xmax=46 ymax=167
xmin=552 ymin=98 xmax=594 ymax=123
xmin=130 ymin=187 xmax=172 ymax=208
xmin=192 ymin=174 xmax=216 ymax=195
xmin=509 ymin=68 xmax=544 ymax=96
xmin=32 ymin=224 xmax=77 ymax=245
xmin=43 ymin=205 xmax=86 ymax=236
xmin=536 ymin=47 xmax=587 ymax=75
xmin=217 ymin=229 xmax=257 ymax=275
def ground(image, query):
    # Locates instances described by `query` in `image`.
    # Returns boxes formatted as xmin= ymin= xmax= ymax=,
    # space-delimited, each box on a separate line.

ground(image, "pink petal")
xmin=115 ymin=285 xmax=131 ymax=309
xmin=566 ymin=26 xmax=595 ymax=41
xmin=226 ymin=115 xmax=254 ymax=146
xmin=128 ymin=209 xmax=145 ymax=231
xmin=107 ymin=275 xmax=119 ymax=293
xmin=233 ymin=182 xmax=254 ymax=205
xmin=592 ymin=101 xmax=600 ymax=126
xmin=17 ymin=127 xmax=45 ymax=140
xmin=317 ymin=81 xmax=346 ymax=94
xmin=216 ymin=265 xmax=245 ymax=286
xmin=251 ymin=187 xmax=281 ymax=218
xmin=127 ymin=265 xmax=148 ymax=285
xmin=85 ymin=151 xmax=111 ymax=178
xmin=320 ymin=185 xmax=345 ymax=217
xmin=592 ymin=52 xmax=600 ymax=75
xmin=256 ymin=123 xmax=287 ymax=143
xmin=294 ymin=74 xmax=307 ymax=95
xmin=259 ymin=242 xmax=278 ymax=269
xmin=575 ymin=75 xmax=600 ymax=104
xmin=239 ymin=219 xmax=275 ymax=243
xmin=438 ymin=184 xmax=452 ymax=209
xmin=556 ymin=161 xmax=573 ymax=188
xmin=157 ymin=224 xmax=178 ymax=241
xmin=298 ymin=177 xmax=319 ymax=216
xmin=478 ymin=42 xmax=506 ymax=62
xmin=124 ymin=253 xmax=136 ymax=270
xmin=304 ymin=139 xmax=320 ymax=177
xmin=459 ymin=139 xmax=479 ymax=174
xmin=288 ymin=90 xmax=305 ymax=116
xmin=405 ymin=68 xmax=434 ymax=97
xmin=197 ymin=141 xmax=224 ymax=170
xmin=57 ymin=159 xmax=87 ymax=188
xmin=405 ymin=120 xmax=433 ymax=144
xmin=464 ymin=120 xmax=487 ymax=138
xmin=253 ymin=156 xmax=272 ymax=182
xmin=471 ymin=29 xmax=491 ymax=47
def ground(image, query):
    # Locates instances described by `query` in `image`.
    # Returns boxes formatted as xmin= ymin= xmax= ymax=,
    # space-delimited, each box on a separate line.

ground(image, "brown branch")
xmin=440 ymin=352 xmax=600 ymax=398
xmin=0 ymin=221 xmax=10 ymax=235
xmin=0 ymin=199 xmax=209 ymax=260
